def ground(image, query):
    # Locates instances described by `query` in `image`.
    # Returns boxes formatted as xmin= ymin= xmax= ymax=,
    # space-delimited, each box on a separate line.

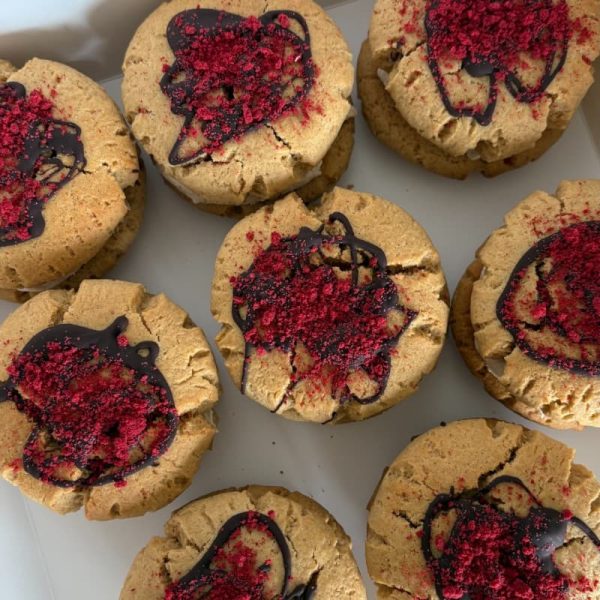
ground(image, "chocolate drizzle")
xmin=166 ymin=511 xmax=318 ymax=599
xmin=0 ymin=81 xmax=85 ymax=246
xmin=0 ymin=317 xmax=177 ymax=487
xmin=160 ymin=9 xmax=315 ymax=165
xmin=497 ymin=221 xmax=600 ymax=376
xmin=424 ymin=0 xmax=569 ymax=126
xmin=422 ymin=476 xmax=600 ymax=600
xmin=232 ymin=213 xmax=417 ymax=416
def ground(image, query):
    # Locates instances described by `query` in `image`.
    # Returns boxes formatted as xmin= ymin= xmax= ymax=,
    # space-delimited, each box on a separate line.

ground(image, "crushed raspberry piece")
xmin=426 ymin=0 xmax=573 ymax=72
xmin=161 ymin=9 xmax=316 ymax=164
xmin=498 ymin=221 xmax=600 ymax=376
xmin=423 ymin=0 xmax=582 ymax=125
xmin=232 ymin=214 xmax=416 ymax=405
xmin=0 ymin=82 xmax=84 ymax=245
xmin=0 ymin=319 xmax=177 ymax=487
xmin=165 ymin=511 xmax=316 ymax=600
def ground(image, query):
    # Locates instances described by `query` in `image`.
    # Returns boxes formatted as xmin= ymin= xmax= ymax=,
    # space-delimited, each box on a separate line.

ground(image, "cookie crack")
xmin=265 ymin=123 xmax=291 ymax=150
xmin=377 ymin=581 xmax=431 ymax=600
xmin=392 ymin=509 xmax=421 ymax=529
xmin=477 ymin=429 xmax=531 ymax=488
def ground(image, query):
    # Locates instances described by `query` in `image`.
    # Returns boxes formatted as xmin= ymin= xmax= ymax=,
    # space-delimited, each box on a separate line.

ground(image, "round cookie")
xmin=0 ymin=59 xmax=144 ymax=296
xmin=0 ymin=280 xmax=219 ymax=519
xmin=363 ymin=0 xmax=600 ymax=175
xmin=120 ymin=485 xmax=367 ymax=599
xmin=122 ymin=0 xmax=354 ymax=211
xmin=367 ymin=419 xmax=600 ymax=599
xmin=357 ymin=41 xmax=564 ymax=180
xmin=211 ymin=187 xmax=449 ymax=424
xmin=452 ymin=180 xmax=600 ymax=430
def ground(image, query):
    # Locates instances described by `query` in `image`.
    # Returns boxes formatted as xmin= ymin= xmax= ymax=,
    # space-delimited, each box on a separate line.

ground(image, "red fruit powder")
xmin=8 ymin=339 xmax=175 ymax=485
xmin=436 ymin=505 xmax=568 ymax=600
xmin=165 ymin=512 xmax=276 ymax=600
xmin=164 ymin=11 xmax=315 ymax=156
xmin=0 ymin=85 xmax=56 ymax=241
xmin=232 ymin=230 xmax=409 ymax=397
xmin=498 ymin=221 xmax=600 ymax=374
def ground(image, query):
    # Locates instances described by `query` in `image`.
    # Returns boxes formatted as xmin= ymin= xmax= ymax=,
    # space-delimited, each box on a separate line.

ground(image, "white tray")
xmin=1 ymin=1 xmax=599 ymax=598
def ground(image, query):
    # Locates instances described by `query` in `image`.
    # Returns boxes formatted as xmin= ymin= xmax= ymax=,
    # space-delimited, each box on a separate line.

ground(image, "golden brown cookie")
xmin=0 ymin=280 xmax=219 ymax=519
xmin=0 ymin=59 xmax=143 ymax=296
xmin=357 ymin=41 xmax=564 ymax=179
xmin=122 ymin=0 xmax=354 ymax=209
xmin=452 ymin=180 xmax=600 ymax=430
xmin=120 ymin=485 xmax=367 ymax=599
xmin=367 ymin=419 xmax=600 ymax=599
xmin=362 ymin=0 xmax=600 ymax=175
xmin=211 ymin=187 xmax=449 ymax=424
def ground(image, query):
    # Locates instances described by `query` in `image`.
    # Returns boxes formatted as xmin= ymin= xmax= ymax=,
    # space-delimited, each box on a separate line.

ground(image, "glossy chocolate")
xmin=497 ymin=221 xmax=600 ymax=376
xmin=167 ymin=511 xmax=318 ymax=599
xmin=422 ymin=475 xmax=600 ymax=599
xmin=0 ymin=82 xmax=85 ymax=246
xmin=424 ymin=0 xmax=569 ymax=126
xmin=232 ymin=212 xmax=417 ymax=415
xmin=0 ymin=317 xmax=177 ymax=487
xmin=160 ymin=9 xmax=314 ymax=165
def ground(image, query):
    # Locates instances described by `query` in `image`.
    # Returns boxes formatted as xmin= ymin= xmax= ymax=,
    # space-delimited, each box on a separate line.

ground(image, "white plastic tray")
xmin=1 ymin=1 xmax=599 ymax=598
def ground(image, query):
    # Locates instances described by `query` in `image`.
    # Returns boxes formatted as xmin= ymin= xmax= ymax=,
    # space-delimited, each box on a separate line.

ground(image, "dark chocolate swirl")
xmin=160 ymin=9 xmax=314 ymax=165
xmin=497 ymin=221 xmax=600 ymax=376
xmin=232 ymin=212 xmax=417 ymax=415
xmin=0 ymin=81 xmax=85 ymax=246
xmin=0 ymin=317 xmax=177 ymax=487
xmin=166 ymin=511 xmax=318 ymax=599
xmin=424 ymin=0 xmax=569 ymax=126
xmin=423 ymin=475 xmax=600 ymax=599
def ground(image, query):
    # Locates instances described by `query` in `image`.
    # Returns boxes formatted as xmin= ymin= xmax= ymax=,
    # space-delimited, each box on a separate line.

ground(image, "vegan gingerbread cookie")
xmin=0 ymin=59 xmax=143 ymax=300
xmin=122 ymin=0 xmax=354 ymax=212
xmin=360 ymin=0 xmax=600 ymax=178
xmin=120 ymin=486 xmax=367 ymax=599
xmin=211 ymin=187 xmax=449 ymax=424
xmin=452 ymin=180 xmax=600 ymax=430
xmin=0 ymin=280 xmax=219 ymax=519
xmin=367 ymin=419 xmax=600 ymax=599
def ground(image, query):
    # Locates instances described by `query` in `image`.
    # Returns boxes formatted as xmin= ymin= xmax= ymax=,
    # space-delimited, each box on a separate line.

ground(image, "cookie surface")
xmin=367 ymin=419 xmax=600 ymax=599
xmin=211 ymin=187 xmax=449 ymax=424
xmin=452 ymin=180 xmax=600 ymax=429
xmin=0 ymin=280 xmax=219 ymax=519
xmin=120 ymin=485 xmax=367 ymax=599
xmin=357 ymin=41 xmax=564 ymax=179
xmin=122 ymin=0 xmax=354 ymax=208
xmin=0 ymin=59 xmax=142 ymax=292
xmin=366 ymin=0 xmax=600 ymax=165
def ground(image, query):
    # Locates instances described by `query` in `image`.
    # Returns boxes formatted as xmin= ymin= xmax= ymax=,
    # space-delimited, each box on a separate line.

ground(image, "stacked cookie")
xmin=0 ymin=1 xmax=600 ymax=599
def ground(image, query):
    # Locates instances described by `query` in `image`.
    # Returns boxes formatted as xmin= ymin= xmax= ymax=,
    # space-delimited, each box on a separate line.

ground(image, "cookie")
xmin=357 ymin=41 xmax=564 ymax=180
xmin=452 ymin=180 xmax=600 ymax=430
xmin=122 ymin=0 xmax=354 ymax=210
xmin=366 ymin=419 xmax=600 ymax=599
xmin=120 ymin=485 xmax=367 ymax=599
xmin=0 ymin=280 xmax=219 ymax=519
xmin=211 ymin=187 xmax=449 ymax=424
xmin=0 ymin=59 xmax=144 ymax=296
xmin=362 ymin=0 xmax=600 ymax=176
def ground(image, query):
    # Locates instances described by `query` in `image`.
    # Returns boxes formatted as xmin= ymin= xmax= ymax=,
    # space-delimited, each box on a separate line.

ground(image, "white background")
xmin=0 ymin=1 xmax=599 ymax=598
